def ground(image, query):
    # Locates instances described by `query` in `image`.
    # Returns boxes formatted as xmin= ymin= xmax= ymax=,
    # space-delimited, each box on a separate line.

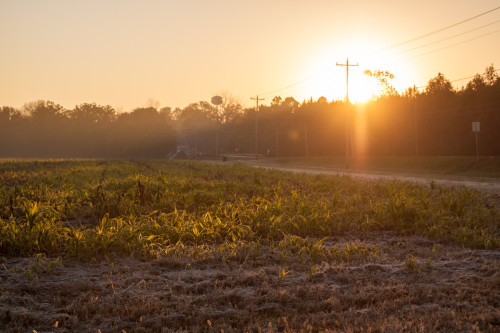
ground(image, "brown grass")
xmin=1 ymin=232 xmax=499 ymax=332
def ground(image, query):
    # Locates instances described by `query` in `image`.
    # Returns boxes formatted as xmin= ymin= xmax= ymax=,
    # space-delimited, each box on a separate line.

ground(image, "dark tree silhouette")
xmin=0 ymin=65 xmax=498 ymax=159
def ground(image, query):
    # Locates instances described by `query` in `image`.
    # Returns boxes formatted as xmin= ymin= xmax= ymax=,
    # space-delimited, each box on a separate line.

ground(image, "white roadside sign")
xmin=472 ymin=122 xmax=480 ymax=132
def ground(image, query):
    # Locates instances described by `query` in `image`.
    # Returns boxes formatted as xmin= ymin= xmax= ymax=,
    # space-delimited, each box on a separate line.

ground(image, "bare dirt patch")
xmin=1 ymin=232 xmax=499 ymax=332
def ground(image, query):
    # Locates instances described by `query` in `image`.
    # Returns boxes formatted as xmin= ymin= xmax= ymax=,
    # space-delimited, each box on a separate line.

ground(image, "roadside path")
xmin=243 ymin=162 xmax=500 ymax=194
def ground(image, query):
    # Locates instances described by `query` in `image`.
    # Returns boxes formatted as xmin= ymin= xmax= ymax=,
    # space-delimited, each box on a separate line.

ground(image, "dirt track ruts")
xmin=245 ymin=162 xmax=500 ymax=195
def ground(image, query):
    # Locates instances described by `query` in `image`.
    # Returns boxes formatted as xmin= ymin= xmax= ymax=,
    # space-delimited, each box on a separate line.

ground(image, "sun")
xmin=348 ymin=70 xmax=382 ymax=103
xmin=297 ymin=38 xmax=415 ymax=103
xmin=298 ymin=63 xmax=381 ymax=103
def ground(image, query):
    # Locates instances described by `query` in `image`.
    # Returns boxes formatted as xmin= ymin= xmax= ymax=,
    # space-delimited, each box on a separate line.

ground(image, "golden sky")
xmin=1 ymin=0 xmax=499 ymax=111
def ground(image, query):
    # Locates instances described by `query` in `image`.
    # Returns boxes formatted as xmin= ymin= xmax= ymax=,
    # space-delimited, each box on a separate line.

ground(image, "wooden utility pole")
xmin=194 ymin=121 xmax=198 ymax=156
xmin=251 ymin=95 xmax=264 ymax=159
xmin=304 ymin=124 xmax=309 ymax=157
xmin=472 ymin=122 xmax=480 ymax=162
xmin=215 ymin=105 xmax=219 ymax=157
xmin=414 ymin=100 xmax=418 ymax=157
xmin=275 ymin=128 xmax=279 ymax=157
xmin=211 ymin=96 xmax=223 ymax=158
xmin=337 ymin=58 xmax=358 ymax=169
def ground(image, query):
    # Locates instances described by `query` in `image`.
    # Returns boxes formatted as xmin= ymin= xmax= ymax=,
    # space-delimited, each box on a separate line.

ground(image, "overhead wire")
xmin=375 ymin=6 xmax=500 ymax=52
xmin=256 ymin=6 xmax=500 ymax=101
xmin=258 ymin=63 xmax=341 ymax=98
xmin=268 ymin=85 xmax=315 ymax=100
xmin=386 ymin=19 xmax=500 ymax=57
xmin=395 ymin=28 xmax=500 ymax=63
xmin=414 ymin=68 xmax=500 ymax=89
xmin=261 ymin=84 xmax=309 ymax=99
xmin=258 ymin=73 xmax=319 ymax=97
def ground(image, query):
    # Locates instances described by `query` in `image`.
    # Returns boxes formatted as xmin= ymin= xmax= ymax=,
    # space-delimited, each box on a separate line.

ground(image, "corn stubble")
xmin=0 ymin=160 xmax=498 ymax=332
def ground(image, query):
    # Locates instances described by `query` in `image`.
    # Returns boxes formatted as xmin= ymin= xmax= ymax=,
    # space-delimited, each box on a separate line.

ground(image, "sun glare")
xmin=298 ymin=38 xmax=415 ymax=103
xmin=348 ymin=71 xmax=381 ymax=103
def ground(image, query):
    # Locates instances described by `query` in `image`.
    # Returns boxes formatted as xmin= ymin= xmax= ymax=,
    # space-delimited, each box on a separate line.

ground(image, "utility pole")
xmin=211 ymin=96 xmax=223 ymax=158
xmin=472 ymin=122 xmax=480 ymax=162
xmin=194 ymin=121 xmax=198 ymax=157
xmin=337 ymin=58 xmax=358 ymax=169
xmin=414 ymin=99 xmax=418 ymax=157
xmin=304 ymin=124 xmax=309 ymax=157
xmin=216 ymin=105 xmax=220 ymax=158
xmin=475 ymin=131 xmax=479 ymax=162
xmin=251 ymin=95 xmax=265 ymax=159
xmin=275 ymin=128 xmax=279 ymax=157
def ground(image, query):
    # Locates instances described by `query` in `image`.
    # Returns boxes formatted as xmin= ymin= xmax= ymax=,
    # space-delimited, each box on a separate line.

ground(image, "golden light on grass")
xmin=1 ymin=159 xmax=498 ymax=331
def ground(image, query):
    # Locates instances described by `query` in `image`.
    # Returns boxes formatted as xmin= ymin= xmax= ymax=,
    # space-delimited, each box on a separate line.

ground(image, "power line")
xmin=264 ymin=65 xmax=499 ymax=99
xmin=250 ymin=95 xmax=265 ymax=110
xmin=259 ymin=76 xmax=313 ymax=96
xmin=336 ymin=59 xmax=359 ymax=103
xmin=260 ymin=80 xmax=313 ymax=99
xmin=396 ymin=28 xmax=500 ymax=63
xmin=387 ymin=19 xmax=500 ymax=57
xmin=415 ymin=68 xmax=500 ymax=89
xmin=256 ymin=6 xmax=500 ymax=103
xmin=337 ymin=58 xmax=358 ymax=168
xmin=376 ymin=6 xmax=500 ymax=52
xmin=449 ymin=68 xmax=500 ymax=83
xmin=261 ymin=65 xmax=499 ymax=101
xmin=258 ymin=66 xmax=335 ymax=97
xmin=251 ymin=95 xmax=265 ymax=159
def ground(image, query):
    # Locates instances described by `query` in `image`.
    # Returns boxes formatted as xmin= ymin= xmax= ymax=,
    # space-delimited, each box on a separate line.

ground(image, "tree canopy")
xmin=1 ymin=65 xmax=499 ymax=158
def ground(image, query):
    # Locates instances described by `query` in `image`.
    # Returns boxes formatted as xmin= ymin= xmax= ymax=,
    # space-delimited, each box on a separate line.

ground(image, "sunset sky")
xmin=1 ymin=0 xmax=499 ymax=111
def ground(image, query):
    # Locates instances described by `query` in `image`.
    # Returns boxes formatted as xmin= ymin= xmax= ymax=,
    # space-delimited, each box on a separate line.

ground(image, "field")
xmin=247 ymin=156 xmax=500 ymax=180
xmin=0 ymin=159 xmax=499 ymax=332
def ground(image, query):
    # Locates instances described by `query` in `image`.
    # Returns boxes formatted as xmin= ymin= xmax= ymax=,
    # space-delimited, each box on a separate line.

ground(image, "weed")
xmin=0 ymin=160 xmax=497 ymax=262
xmin=426 ymin=257 xmax=432 ymax=269
xmin=278 ymin=267 xmax=290 ymax=282
xmin=308 ymin=265 xmax=319 ymax=281
xmin=405 ymin=254 xmax=417 ymax=270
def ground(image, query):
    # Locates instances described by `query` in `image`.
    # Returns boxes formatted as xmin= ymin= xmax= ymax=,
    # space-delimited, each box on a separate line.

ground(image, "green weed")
xmin=405 ymin=254 xmax=417 ymax=270
xmin=0 ymin=159 xmax=497 ymax=263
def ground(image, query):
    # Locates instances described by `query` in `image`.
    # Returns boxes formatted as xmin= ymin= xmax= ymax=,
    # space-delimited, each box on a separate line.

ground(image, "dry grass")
xmin=0 ymin=160 xmax=499 ymax=332
xmin=1 ymin=233 xmax=499 ymax=332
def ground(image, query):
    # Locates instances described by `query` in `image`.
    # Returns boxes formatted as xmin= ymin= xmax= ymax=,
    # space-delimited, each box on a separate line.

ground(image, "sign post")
xmin=472 ymin=122 xmax=480 ymax=162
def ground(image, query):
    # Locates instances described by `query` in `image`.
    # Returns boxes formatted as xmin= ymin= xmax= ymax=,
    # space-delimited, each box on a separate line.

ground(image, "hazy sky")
xmin=1 ymin=0 xmax=499 ymax=111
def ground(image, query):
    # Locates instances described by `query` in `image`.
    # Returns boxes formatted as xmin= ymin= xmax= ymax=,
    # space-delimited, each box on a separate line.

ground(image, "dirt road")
xmin=244 ymin=162 xmax=500 ymax=194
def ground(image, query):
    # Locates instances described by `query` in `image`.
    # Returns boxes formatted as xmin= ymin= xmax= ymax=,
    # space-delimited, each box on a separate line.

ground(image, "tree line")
xmin=0 ymin=102 xmax=176 ymax=158
xmin=1 ymin=65 xmax=499 ymax=158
